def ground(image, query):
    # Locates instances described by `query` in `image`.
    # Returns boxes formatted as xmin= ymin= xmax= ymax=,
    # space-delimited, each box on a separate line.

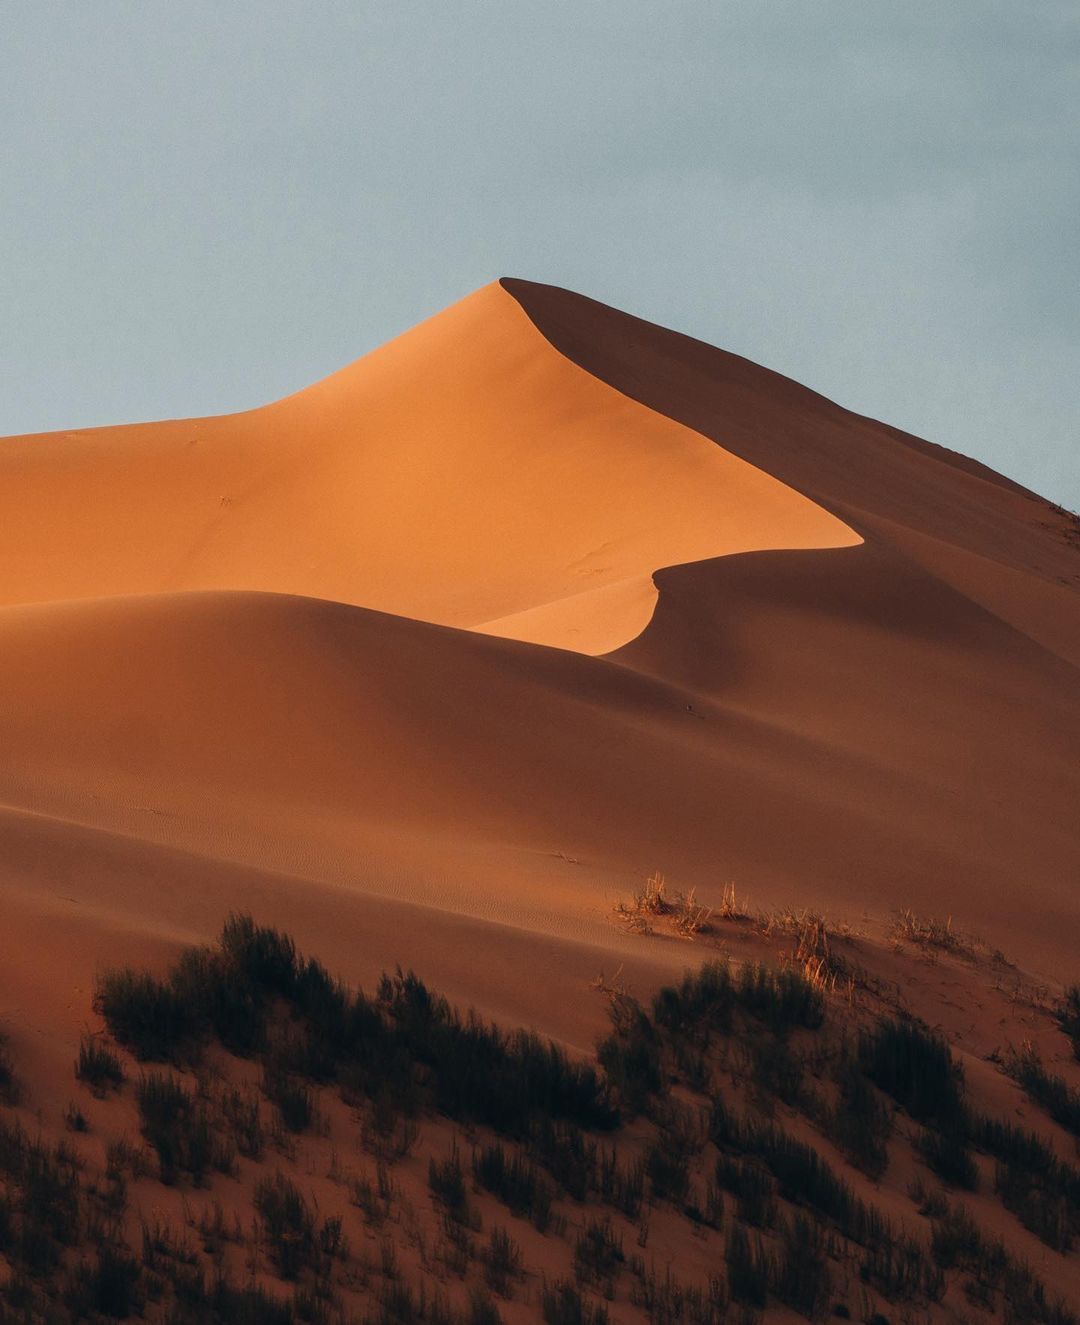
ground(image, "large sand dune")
xmin=1 ymin=275 xmax=1078 ymax=1075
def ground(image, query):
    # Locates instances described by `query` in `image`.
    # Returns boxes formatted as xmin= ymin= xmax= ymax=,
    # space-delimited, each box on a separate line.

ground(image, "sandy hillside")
xmin=0 ymin=277 xmax=1077 ymax=1046
xmin=1 ymin=277 xmax=1079 ymax=1324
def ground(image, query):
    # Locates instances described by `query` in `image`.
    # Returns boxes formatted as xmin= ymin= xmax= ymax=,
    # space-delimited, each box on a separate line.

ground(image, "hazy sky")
xmin=2 ymin=3 xmax=1077 ymax=508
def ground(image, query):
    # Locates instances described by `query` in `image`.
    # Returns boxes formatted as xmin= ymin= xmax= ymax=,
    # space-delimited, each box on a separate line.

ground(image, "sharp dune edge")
xmin=1 ymin=277 xmax=1080 ymax=1322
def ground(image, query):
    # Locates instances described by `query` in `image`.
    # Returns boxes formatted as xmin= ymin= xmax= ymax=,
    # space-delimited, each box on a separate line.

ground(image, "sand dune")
xmin=0 ymin=281 xmax=854 ymax=652
xmin=2 ymin=275 xmax=1080 ymax=1323
xmin=0 ymin=274 xmax=1078 ymax=1043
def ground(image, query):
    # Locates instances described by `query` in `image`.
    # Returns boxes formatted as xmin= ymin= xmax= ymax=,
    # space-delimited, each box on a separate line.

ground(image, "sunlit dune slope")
xmin=0 ymin=574 xmax=1076 ymax=979
xmin=0 ymin=281 xmax=854 ymax=653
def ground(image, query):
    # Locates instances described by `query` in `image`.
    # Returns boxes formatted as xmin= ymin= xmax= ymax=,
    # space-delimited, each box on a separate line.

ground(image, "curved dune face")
xmin=0 ymin=283 xmax=855 ymax=653
xmin=0 ymin=272 xmax=1078 ymax=1076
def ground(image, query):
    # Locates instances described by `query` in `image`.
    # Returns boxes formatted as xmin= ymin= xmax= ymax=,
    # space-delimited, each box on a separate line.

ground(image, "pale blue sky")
xmin=2 ymin=2 xmax=1077 ymax=507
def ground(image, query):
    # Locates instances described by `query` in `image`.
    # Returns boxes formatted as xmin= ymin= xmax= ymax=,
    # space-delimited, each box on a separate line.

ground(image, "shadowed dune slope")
xmin=0 ymin=281 xmax=853 ymax=654
xmin=503 ymin=277 xmax=1080 ymax=668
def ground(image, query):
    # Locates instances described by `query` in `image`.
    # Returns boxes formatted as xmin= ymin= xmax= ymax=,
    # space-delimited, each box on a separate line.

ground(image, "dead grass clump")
xmin=615 ymin=872 xmax=713 ymax=938
xmin=891 ymin=909 xmax=976 ymax=960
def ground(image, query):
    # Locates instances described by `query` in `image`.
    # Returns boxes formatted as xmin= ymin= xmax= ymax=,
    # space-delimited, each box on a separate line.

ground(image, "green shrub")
xmin=724 ymin=1223 xmax=769 ymax=1307
xmin=596 ymin=1002 xmax=662 ymax=1116
xmin=736 ymin=962 xmax=824 ymax=1032
xmin=827 ymin=1061 xmax=891 ymax=1178
xmin=254 ymin=1173 xmax=317 ymax=1280
xmin=652 ymin=962 xmax=735 ymax=1041
xmin=714 ymin=1157 xmax=776 ymax=1229
xmin=135 ymin=1072 xmax=229 ymax=1185
xmin=95 ymin=969 xmax=195 ymax=1061
xmin=773 ymin=1213 xmax=831 ymax=1318
xmin=917 ymin=1124 xmax=977 ymax=1190
xmin=472 ymin=1142 xmax=554 ymax=1231
xmin=859 ymin=1017 xmax=965 ymax=1127
xmin=541 ymin=1279 xmax=610 ymax=1325
xmin=1006 ymin=1046 xmax=1080 ymax=1137
xmin=0 ymin=1033 xmax=16 ymax=1104
xmin=1058 ymin=984 xmax=1080 ymax=1060
xmin=75 ymin=1035 xmax=126 ymax=1093
xmin=429 ymin=1145 xmax=469 ymax=1221
xmin=573 ymin=1216 xmax=624 ymax=1293
xmin=483 ymin=1226 xmax=523 ymax=1297
xmin=262 ymin=1065 xmax=314 ymax=1133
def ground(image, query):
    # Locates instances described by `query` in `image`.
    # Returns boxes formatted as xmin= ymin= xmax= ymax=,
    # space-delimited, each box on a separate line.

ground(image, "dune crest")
xmin=0 ymin=281 xmax=855 ymax=653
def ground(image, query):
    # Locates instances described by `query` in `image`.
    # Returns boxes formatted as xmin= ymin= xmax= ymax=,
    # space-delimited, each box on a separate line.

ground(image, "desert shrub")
xmin=467 ymin=1286 xmax=503 ymax=1325
xmin=596 ymin=1001 xmax=662 ymax=1116
xmin=1006 ymin=1046 xmax=1080 ymax=1137
xmin=429 ymin=1144 xmax=469 ymax=1221
xmin=827 ymin=1061 xmax=891 ymax=1178
xmin=76 ymin=1035 xmax=126 ymax=1093
xmin=754 ymin=1127 xmax=853 ymax=1228
xmin=528 ymin=1117 xmax=597 ymax=1201
xmin=483 ymin=1226 xmax=523 ymax=1297
xmin=136 ymin=1072 xmax=229 ymax=1185
xmin=63 ymin=1101 xmax=89 ymax=1133
xmin=472 ymin=1142 xmax=554 ymax=1231
xmin=917 ymin=1123 xmax=978 ymax=1190
xmin=262 ymin=1064 xmax=315 ymax=1133
xmin=724 ymin=1223 xmax=769 ymax=1307
xmin=995 ymin=1160 xmax=1072 ymax=1251
xmin=0 ymin=1033 xmax=16 ymax=1104
xmin=378 ymin=968 xmax=617 ymax=1134
xmin=254 ymin=1172 xmax=317 ymax=1280
xmin=220 ymin=1084 xmax=264 ymax=1159
xmin=1058 ymin=984 xmax=1080 ymax=1059
xmin=708 ymin=1092 xmax=742 ymax=1149
xmin=95 ymin=969 xmax=196 ymax=1061
xmin=859 ymin=1017 xmax=965 ymax=1127
xmin=715 ymin=1157 xmax=775 ymax=1229
xmin=0 ymin=1119 xmax=81 ymax=1278
xmin=651 ymin=962 xmax=735 ymax=1042
xmin=773 ymin=1213 xmax=831 ymax=1319
xmin=972 ymin=1115 xmax=1080 ymax=1250
xmin=541 ymin=1279 xmax=610 ymax=1325
xmin=630 ymin=1264 xmax=729 ymax=1325
xmin=860 ymin=1238 xmax=944 ymax=1304
xmin=930 ymin=1204 xmax=1077 ymax=1324
xmin=573 ymin=1216 xmax=624 ymax=1294
xmin=735 ymin=962 xmax=824 ymax=1032
xmin=645 ymin=1136 xmax=690 ymax=1205
xmin=748 ymin=1034 xmax=803 ymax=1103
xmin=596 ymin=1147 xmax=644 ymax=1219
xmin=66 ymin=1245 xmax=141 ymax=1318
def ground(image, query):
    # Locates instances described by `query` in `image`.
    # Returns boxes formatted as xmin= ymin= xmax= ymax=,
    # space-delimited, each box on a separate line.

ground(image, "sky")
xmin=1 ymin=2 xmax=1077 ymax=509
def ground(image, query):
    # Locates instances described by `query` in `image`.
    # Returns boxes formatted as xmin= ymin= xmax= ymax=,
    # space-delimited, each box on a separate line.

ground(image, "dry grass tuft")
xmin=615 ymin=872 xmax=713 ymax=939
xmin=716 ymin=882 xmax=749 ymax=921
xmin=891 ymin=910 xmax=976 ymax=960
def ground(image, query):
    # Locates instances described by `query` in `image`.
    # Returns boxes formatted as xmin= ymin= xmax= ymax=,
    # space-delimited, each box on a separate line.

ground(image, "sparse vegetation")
xmin=75 ymin=1034 xmax=125 ymax=1094
xmin=3 ymin=914 xmax=1076 ymax=1324
xmin=858 ymin=1016 xmax=965 ymax=1127
xmin=891 ymin=909 xmax=976 ymax=958
xmin=1059 ymin=983 xmax=1080 ymax=1059
xmin=541 ymin=1279 xmax=610 ymax=1325
xmin=472 ymin=1142 xmax=554 ymax=1231
xmin=1006 ymin=1043 xmax=1080 ymax=1136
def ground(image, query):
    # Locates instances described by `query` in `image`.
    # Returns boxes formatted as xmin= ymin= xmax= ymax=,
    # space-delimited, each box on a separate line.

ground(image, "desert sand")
xmin=0 ymin=278 xmax=1078 ymax=1322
